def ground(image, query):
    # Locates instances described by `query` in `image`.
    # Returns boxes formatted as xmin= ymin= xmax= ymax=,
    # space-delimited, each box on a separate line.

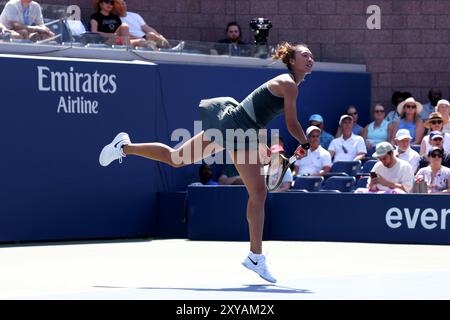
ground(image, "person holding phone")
xmin=355 ymin=142 xmax=414 ymax=194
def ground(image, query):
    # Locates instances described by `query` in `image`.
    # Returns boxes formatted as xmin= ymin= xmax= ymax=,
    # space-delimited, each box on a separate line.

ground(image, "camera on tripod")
xmin=249 ymin=17 xmax=272 ymax=45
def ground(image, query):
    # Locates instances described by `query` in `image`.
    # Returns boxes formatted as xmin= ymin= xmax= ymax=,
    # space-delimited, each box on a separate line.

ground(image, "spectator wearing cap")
xmin=360 ymin=104 xmax=388 ymax=149
xmin=436 ymin=99 xmax=450 ymax=134
xmin=328 ymin=115 xmax=367 ymax=163
xmin=419 ymin=112 xmax=450 ymax=155
xmin=335 ymin=105 xmax=364 ymax=137
xmin=355 ymin=142 xmax=414 ymax=194
xmin=293 ymin=126 xmax=332 ymax=177
xmin=308 ymin=114 xmax=333 ymax=149
xmin=395 ymin=129 xmax=420 ymax=173
xmin=420 ymin=88 xmax=442 ymax=121
xmin=415 ymin=148 xmax=450 ymax=194
xmin=417 ymin=131 xmax=450 ymax=171
xmin=388 ymin=97 xmax=425 ymax=145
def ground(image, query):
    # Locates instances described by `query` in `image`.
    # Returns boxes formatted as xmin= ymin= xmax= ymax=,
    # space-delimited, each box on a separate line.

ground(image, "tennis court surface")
xmin=1 ymin=239 xmax=450 ymax=300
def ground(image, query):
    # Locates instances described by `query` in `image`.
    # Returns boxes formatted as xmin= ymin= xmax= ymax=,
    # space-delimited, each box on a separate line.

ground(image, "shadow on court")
xmin=94 ymin=284 xmax=313 ymax=295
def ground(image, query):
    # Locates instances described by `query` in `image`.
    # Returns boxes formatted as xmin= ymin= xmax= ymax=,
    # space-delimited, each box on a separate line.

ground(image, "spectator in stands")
xmin=218 ymin=163 xmax=243 ymax=185
xmin=294 ymin=125 xmax=332 ymax=177
xmin=360 ymin=104 xmax=388 ymax=150
xmin=417 ymin=131 xmax=450 ymax=171
xmin=335 ymin=105 xmax=363 ymax=137
xmin=355 ymin=142 xmax=414 ymax=194
xmin=394 ymin=129 xmax=420 ymax=173
xmin=212 ymin=21 xmax=246 ymax=56
xmin=436 ymin=99 xmax=450 ymax=134
xmin=386 ymin=91 xmax=406 ymax=123
xmin=328 ymin=115 xmax=367 ymax=163
xmin=308 ymin=114 xmax=333 ymax=149
xmin=419 ymin=112 xmax=450 ymax=155
xmin=116 ymin=0 xmax=174 ymax=49
xmin=415 ymin=148 xmax=450 ymax=193
xmin=198 ymin=164 xmax=219 ymax=185
xmin=388 ymin=97 xmax=425 ymax=145
xmin=420 ymin=88 xmax=442 ymax=121
xmin=90 ymin=0 xmax=131 ymax=45
xmin=0 ymin=0 xmax=54 ymax=41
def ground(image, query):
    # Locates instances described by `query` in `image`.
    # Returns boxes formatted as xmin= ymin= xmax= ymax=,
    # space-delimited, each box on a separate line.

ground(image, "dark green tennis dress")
xmin=199 ymin=81 xmax=285 ymax=150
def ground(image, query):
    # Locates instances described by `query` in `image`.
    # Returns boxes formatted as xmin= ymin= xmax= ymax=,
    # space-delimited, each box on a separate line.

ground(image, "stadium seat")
xmin=359 ymin=159 xmax=378 ymax=176
xmin=321 ymin=176 xmax=356 ymax=193
xmin=292 ymin=176 xmax=324 ymax=192
xmin=355 ymin=176 xmax=369 ymax=189
xmin=330 ymin=160 xmax=362 ymax=176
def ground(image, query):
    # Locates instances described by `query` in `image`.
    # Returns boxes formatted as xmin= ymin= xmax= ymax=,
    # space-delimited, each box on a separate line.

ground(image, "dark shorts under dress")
xmin=198 ymin=97 xmax=263 ymax=151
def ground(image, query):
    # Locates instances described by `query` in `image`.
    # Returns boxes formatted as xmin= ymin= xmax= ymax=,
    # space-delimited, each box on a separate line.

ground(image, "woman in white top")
xmin=419 ymin=112 xmax=450 ymax=155
xmin=415 ymin=148 xmax=450 ymax=193
xmin=436 ymin=99 xmax=450 ymax=134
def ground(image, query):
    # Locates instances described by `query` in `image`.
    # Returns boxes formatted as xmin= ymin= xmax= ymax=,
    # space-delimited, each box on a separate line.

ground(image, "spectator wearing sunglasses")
xmin=419 ymin=112 xmax=450 ymax=155
xmin=90 ymin=0 xmax=131 ymax=45
xmin=293 ymin=126 xmax=332 ymax=177
xmin=436 ymin=99 xmax=450 ymax=134
xmin=388 ymin=97 xmax=425 ymax=145
xmin=328 ymin=115 xmax=367 ymax=163
xmin=417 ymin=131 xmax=450 ymax=171
xmin=415 ymin=147 xmax=450 ymax=193
xmin=360 ymin=104 xmax=388 ymax=150
xmin=335 ymin=105 xmax=363 ymax=138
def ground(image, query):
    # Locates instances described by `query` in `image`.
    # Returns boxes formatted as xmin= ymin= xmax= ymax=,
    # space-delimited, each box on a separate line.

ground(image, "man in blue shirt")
xmin=308 ymin=114 xmax=334 ymax=149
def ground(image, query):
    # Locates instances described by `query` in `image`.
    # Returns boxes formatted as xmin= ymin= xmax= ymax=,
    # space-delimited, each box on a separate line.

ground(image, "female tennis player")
xmin=99 ymin=42 xmax=313 ymax=283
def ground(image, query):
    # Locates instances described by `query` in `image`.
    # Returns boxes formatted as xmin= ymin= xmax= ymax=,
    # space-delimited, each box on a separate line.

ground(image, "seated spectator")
xmin=0 ymin=0 xmax=54 ymax=41
xmin=417 ymin=131 xmax=450 ymax=171
xmin=360 ymin=104 xmax=388 ymax=149
xmin=212 ymin=21 xmax=246 ymax=56
xmin=90 ymin=0 xmax=131 ymax=45
xmin=388 ymin=97 xmax=425 ymax=145
xmin=419 ymin=112 xmax=450 ymax=155
xmin=265 ymin=143 xmax=293 ymax=192
xmin=394 ymin=129 xmax=420 ymax=173
xmin=436 ymin=99 xmax=450 ymax=134
xmin=117 ymin=0 xmax=175 ymax=50
xmin=294 ymin=125 xmax=332 ymax=177
xmin=415 ymin=148 xmax=450 ymax=193
xmin=308 ymin=114 xmax=334 ymax=149
xmin=335 ymin=105 xmax=363 ymax=137
xmin=420 ymin=88 xmax=442 ymax=121
xmin=198 ymin=164 xmax=219 ymax=185
xmin=386 ymin=91 xmax=408 ymax=123
xmin=218 ymin=163 xmax=243 ymax=185
xmin=328 ymin=115 xmax=367 ymax=163
xmin=355 ymin=142 xmax=414 ymax=194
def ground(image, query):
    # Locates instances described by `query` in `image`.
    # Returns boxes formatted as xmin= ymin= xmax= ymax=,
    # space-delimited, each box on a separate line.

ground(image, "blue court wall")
xmin=0 ymin=54 xmax=370 ymax=242
xmin=187 ymin=186 xmax=450 ymax=245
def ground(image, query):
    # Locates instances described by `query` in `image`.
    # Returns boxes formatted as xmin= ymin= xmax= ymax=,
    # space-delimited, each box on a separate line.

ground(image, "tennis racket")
xmin=265 ymin=146 xmax=307 ymax=191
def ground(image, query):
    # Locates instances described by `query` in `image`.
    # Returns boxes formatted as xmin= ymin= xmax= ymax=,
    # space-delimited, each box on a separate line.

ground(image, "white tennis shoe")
xmin=99 ymin=132 xmax=130 ymax=167
xmin=242 ymin=252 xmax=277 ymax=283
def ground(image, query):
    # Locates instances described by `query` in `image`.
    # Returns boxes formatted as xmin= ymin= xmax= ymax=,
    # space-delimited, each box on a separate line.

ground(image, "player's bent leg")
xmin=100 ymin=131 xmax=223 ymax=167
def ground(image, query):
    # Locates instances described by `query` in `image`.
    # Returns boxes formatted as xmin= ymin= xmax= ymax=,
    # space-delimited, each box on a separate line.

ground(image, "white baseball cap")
xmin=395 ymin=129 xmax=412 ymax=141
xmin=339 ymin=114 xmax=353 ymax=126
xmin=306 ymin=125 xmax=321 ymax=136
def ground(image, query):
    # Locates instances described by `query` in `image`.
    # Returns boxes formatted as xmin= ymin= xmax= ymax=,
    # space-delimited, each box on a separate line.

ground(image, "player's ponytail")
xmin=272 ymin=42 xmax=309 ymax=71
